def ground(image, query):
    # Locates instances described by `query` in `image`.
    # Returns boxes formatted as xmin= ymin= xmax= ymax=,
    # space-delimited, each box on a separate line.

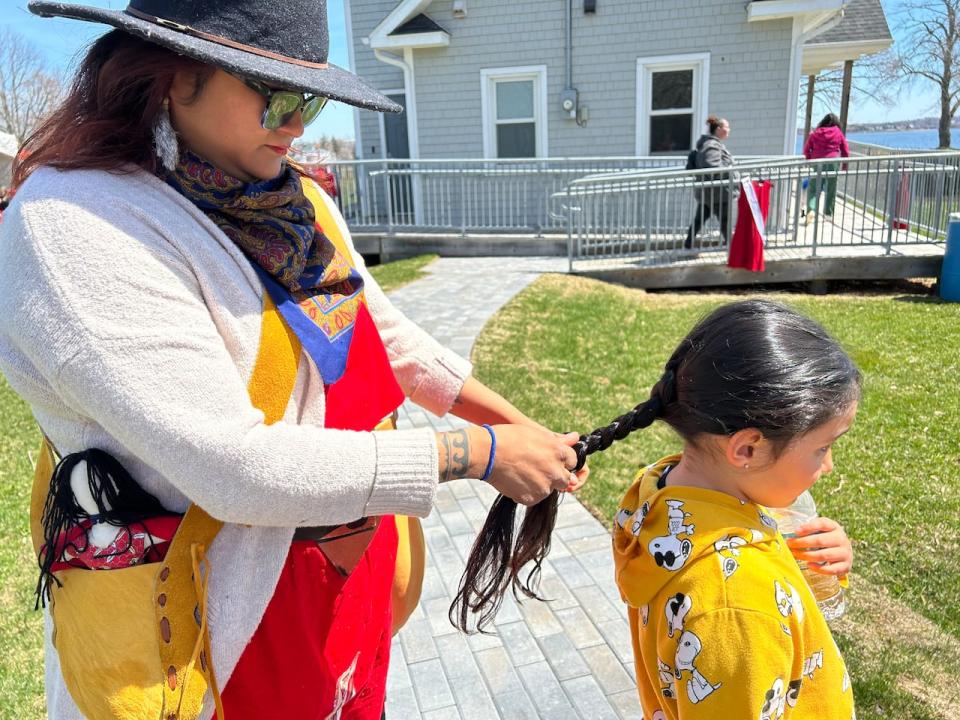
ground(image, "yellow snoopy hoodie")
xmin=612 ymin=455 xmax=855 ymax=720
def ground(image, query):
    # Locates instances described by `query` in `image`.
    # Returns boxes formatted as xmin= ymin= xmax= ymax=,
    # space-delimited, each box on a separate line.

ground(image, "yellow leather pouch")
xmin=30 ymin=293 xmax=298 ymax=719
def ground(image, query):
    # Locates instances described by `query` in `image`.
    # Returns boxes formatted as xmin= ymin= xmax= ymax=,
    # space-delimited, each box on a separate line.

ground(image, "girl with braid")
xmin=591 ymin=299 xmax=857 ymax=719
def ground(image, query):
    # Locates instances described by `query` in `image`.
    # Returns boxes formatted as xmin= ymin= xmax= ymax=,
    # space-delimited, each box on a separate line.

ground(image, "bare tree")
xmin=897 ymin=0 xmax=960 ymax=148
xmin=0 ymin=29 xmax=63 ymax=144
xmin=809 ymin=49 xmax=900 ymax=114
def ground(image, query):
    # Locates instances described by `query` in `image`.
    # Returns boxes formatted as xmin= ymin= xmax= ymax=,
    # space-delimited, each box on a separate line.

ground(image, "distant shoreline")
xmin=796 ymin=127 xmax=958 ymax=151
xmin=845 ymin=117 xmax=960 ymax=133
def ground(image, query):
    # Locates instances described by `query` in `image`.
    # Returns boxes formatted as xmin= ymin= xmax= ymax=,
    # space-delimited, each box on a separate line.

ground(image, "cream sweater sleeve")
xmin=0 ymin=169 xmax=439 ymax=526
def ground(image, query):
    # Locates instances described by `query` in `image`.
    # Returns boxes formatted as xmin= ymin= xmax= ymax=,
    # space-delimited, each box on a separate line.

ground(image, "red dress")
xmin=728 ymin=180 xmax=771 ymax=272
xmin=218 ymin=302 xmax=405 ymax=719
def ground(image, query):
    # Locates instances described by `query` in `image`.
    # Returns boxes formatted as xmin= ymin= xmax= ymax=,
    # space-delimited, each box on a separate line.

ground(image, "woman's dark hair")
xmin=706 ymin=115 xmax=727 ymax=135
xmin=452 ymin=300 xmax=861 ymax=633
xmin=818 ymin=113 xmax=841 ymax=129
xmin=14 ymin=30 xmax=213 ymax=186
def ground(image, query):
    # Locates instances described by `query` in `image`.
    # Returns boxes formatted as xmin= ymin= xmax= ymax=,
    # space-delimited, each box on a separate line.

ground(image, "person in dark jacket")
xmin=685 ymin=115 xmax=737 ymax=250
xmin=803 ymin=113 xmax=850 ymax=223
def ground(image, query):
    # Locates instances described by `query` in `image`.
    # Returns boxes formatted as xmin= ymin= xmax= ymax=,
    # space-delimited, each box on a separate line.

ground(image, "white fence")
xmin=555 ymin=152 xmax=960 ymax=269
xmin=318 ymin=156 xmax=777 ymax=235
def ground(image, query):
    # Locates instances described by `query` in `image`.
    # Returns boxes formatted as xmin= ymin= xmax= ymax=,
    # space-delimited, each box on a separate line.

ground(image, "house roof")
xmin=807 ymin=0 xmax=892 ymax=45
xmin=369 ymin=0 xmax=449 ymax=49
xmin=801 ymin=0 xmax=892 ymax=73
xmin=392 ymin=13 xmax=445 ymax=36
xmin=370 ymin=0 xmax=435 ymax=40
xmin=0 ymin=131 xmax=17 ymax=160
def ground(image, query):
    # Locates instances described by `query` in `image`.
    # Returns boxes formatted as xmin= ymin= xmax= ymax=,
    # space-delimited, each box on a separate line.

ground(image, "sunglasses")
xmin=233 ymin=74 xmax=328 ymax=130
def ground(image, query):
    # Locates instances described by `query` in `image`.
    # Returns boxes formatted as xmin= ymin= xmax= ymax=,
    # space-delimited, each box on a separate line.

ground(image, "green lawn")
xmin=368 ymin=253 xmax=438 ymax=293
xmin=0 ymin=253 xmax=439 ymax=718
xmin=0 ymin=376 xmax=44 ymax=719
xmin=471 ymin=275 xmax=960 ymax=720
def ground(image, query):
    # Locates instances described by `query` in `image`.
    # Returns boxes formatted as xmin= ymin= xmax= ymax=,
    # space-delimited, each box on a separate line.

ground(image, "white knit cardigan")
xmin=0 ymin=166 xmax=472 ymax=718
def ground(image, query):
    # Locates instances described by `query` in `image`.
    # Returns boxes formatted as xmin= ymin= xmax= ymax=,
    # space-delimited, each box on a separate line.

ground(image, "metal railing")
xmin=555 ymin=152 xmax=960 ymax=270
xmin=318 ymin=156 xmax=776 ymax=236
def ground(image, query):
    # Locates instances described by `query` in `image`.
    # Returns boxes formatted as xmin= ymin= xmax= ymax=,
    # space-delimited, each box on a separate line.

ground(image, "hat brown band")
xmin=124 ymin=7 xmax=330 ymax=70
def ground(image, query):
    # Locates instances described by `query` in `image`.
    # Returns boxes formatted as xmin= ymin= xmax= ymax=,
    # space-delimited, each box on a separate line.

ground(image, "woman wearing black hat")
xmin=0 ymin=2 xmax=586 ymax=718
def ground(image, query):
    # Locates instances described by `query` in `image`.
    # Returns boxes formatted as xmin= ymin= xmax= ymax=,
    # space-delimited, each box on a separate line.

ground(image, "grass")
xmin=471 ymin=275 xmax=960 ymax=720
xmin=0 ymin=253 xmax=439 ymax=718
xmin=367 ymin=253 xmax=438 ymax=293
xmin=0 ymin=377 xmax=44 ymax=720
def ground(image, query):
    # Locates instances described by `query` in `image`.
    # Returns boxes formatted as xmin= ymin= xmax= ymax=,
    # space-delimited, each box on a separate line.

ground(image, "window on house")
xmin=636 ymin=55 xmax=709 ymax=156
xmin=482 ymin=67 xmax=547 ymax=158
xmin=649 ymin=70 xmax=693 ymax=153
xmin=495 ymin=80 xmax=536 ymax=157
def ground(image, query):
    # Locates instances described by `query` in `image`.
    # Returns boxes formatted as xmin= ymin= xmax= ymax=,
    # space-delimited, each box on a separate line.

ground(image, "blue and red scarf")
xmin=164 ymin=152 xmax=362 ymax=384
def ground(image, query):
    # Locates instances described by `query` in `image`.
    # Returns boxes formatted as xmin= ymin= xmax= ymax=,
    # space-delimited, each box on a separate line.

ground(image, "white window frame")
xmin=635 ymin=53 xmax=710 ymax=156
xmin=480 ymin=65 xmax=548 ymax=159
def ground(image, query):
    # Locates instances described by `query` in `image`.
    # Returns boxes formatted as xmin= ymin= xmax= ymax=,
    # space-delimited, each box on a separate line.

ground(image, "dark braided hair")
xmin=452 ymin=300 xmax=860 ymax=632
xmin=578 ymin=299 xmax=861 ymax=468
xmin=572 ymin=369 xmax=677 ymax=471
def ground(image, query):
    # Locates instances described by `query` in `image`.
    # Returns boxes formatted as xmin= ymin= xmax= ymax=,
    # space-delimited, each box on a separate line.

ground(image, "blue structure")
xmin=941 ymin=213 xmax=960 ymax=302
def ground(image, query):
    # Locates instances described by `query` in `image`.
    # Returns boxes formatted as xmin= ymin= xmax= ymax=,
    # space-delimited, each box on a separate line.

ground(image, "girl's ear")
xmin=725 ymin=428 xmax=765 ymax=469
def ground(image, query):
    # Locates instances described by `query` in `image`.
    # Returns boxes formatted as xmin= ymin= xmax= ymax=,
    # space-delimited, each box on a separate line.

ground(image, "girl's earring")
xmin=743 ymin=463 xmax=750 ymax=470
xmin=153 ymin=99 xmax=179 ymax=172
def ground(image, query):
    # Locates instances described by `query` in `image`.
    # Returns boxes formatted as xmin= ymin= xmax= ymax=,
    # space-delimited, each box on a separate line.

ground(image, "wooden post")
xmin=804 ymin=74 xmax=816 ymax=143
xmin=839 ymin=59 xmax=854 ymax=132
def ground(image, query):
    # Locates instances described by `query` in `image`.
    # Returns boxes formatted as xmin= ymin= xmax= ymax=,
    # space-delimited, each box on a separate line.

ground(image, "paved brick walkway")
xmin=384 ymin=258 xmax=642 ymax=720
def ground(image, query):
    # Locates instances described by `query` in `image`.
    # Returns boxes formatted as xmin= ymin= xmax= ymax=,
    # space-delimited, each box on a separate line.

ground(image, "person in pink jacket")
xmin=803 ymin=113 xmax=850 ymax=223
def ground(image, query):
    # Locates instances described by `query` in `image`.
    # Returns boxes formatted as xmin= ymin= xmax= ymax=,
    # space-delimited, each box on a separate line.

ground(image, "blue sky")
xmin=808 ymin=0 xmax=939 ymax=125
xmin=4 ymin=0 xmax=940 ymax=144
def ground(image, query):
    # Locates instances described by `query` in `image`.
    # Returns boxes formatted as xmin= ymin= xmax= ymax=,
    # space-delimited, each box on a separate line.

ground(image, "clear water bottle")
xmin=770 ymin=490 xmax=846 ymax=621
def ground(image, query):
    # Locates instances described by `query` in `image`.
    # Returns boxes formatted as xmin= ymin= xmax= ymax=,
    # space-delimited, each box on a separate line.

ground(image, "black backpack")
xmin=685 ymin=148 xmax=698 ymax=170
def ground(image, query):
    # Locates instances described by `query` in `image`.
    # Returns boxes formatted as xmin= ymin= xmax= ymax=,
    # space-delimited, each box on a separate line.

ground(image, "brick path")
xmin=384 ymin=257 xmax=642 ymax=720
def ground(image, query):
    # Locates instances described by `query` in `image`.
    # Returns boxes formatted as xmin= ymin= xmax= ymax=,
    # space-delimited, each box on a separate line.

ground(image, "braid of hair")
xmin=451 ymin=367 xmax=678 ymax=634
xmin=572 ymin=369 xmax=676 ymax=472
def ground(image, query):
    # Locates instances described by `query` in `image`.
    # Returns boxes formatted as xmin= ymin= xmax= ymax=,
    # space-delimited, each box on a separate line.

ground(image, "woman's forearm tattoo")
xmin=439 ymin=429 xmax=470 ymax=482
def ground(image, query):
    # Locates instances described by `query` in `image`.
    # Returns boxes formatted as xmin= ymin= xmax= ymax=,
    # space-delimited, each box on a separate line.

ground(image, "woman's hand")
xmin=487 ymin=427 xmax=581 ymax=505
xmin=436 ymin=426 xmax=581 ymax=506
xmin=784 ymin=516 xmax=853 ymax=576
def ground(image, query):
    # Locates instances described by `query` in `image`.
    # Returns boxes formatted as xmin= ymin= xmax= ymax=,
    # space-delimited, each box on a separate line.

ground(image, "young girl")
xmin=579 ymin=299 xmax=859 ymax=719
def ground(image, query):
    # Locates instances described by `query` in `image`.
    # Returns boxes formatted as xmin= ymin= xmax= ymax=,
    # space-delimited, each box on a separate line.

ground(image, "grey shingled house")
xmin=345 ymin=0 xmax=892 ymax=162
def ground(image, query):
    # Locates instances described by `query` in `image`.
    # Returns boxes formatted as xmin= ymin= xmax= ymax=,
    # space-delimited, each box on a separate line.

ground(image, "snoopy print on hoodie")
xmin=613 ymin=455 xmax=855 ymax=720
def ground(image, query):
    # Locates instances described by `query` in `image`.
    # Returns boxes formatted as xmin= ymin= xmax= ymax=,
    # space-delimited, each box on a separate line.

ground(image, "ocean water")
xmin=796 ymin=128 xmax=958 ymax=152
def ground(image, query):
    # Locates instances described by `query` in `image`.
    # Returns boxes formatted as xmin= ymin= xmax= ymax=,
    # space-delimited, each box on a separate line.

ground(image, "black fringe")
xmin=35 ymin=449 xmax=167 ymax=609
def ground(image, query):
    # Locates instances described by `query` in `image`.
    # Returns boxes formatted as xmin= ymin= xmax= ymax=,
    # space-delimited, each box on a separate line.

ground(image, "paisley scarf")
xmin=165 ymin=151 xmax=364 ymax=383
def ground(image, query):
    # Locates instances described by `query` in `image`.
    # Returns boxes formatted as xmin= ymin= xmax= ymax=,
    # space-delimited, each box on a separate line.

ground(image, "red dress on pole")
xmin=728 ymin=180 xmax=771 ymax=272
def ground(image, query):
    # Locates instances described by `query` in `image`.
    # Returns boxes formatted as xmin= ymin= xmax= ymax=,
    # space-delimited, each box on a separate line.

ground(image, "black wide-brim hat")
xmin=28 ymin=0 xmax=401 ymax=113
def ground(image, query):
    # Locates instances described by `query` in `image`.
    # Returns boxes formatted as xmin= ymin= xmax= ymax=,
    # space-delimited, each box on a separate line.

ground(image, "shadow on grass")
xmin=646 ymin=278 xmax=940 ymax=297
xmin=893 ymin=294 xmax=950 ymax=304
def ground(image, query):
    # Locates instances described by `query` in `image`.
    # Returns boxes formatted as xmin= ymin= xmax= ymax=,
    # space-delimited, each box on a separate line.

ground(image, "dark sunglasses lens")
xmin=263 ymin=92 xmax=302 ymax=130
xmin=300 ymin=96 xmax=328 ymax=126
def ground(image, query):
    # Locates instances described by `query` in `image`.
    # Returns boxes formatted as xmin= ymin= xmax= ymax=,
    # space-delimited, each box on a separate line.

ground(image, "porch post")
xmin=839 ymin=60 xmax=854 ymax=132
xmin=803 ymin=74 xmax=816 ymax=143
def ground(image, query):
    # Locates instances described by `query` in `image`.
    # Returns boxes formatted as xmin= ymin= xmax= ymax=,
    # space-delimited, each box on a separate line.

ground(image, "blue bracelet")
xmin=479 ymin=424 xmax=497 ymax=482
